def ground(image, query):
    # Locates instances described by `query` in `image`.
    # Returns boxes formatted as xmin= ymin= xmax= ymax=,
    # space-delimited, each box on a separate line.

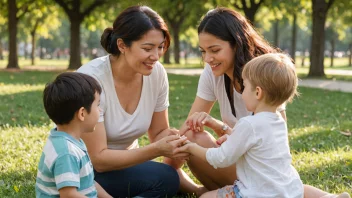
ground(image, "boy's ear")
xmin=256 ymin=86 xmax=264 ymax=100
xmin=117 ymin=38 xmax=126 ymax=54
xmin=77 ymin=107 xmax=85 ymax=122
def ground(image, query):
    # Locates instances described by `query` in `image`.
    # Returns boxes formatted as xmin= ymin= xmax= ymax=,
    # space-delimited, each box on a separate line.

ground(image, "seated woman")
xmin=77 ymin=5 xmax=192 ymax=197
xmin=179 ymin=7 xmax=350 ymax=198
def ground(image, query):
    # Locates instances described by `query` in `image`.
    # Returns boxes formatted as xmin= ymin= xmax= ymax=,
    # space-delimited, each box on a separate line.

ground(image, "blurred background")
xmin=0 ymin=0 xmax=351 ymax=76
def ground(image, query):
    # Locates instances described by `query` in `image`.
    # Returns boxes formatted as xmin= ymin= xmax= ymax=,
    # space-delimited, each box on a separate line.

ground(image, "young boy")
xmin=177 ymin=53 xmax=303 ymax=198
xmin=35 ymin=72 xmax=111 ymax=198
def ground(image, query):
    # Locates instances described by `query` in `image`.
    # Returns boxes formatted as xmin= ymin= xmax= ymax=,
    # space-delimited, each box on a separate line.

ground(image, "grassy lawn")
xmin=0 ymin=56 xmax=203 ymax=70
xmin=0 ymin=70 xmax=351 ymax=197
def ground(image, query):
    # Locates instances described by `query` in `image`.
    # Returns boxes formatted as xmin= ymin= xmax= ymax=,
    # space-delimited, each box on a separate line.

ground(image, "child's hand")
xmin=185 ymin=112 xmax=214 ymax=132
xmin=216 ymin=134 xmax=228 ymax=145
xmin=156 ymin=135 xmax=188 ymax=158
xmin=174 ymin=140 xmax=194 ymax=155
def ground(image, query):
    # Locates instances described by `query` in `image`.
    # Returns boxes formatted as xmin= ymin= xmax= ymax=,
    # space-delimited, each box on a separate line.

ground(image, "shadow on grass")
xmin=0 ymin=90 xmax=50 ymax=127
xmin=0 ymin=170 xmax=36 ymax=197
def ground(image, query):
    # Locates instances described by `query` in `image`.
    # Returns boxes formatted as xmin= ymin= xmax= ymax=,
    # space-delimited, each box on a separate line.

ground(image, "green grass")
xmin=0 ymin=71 xmax=351 ymax=197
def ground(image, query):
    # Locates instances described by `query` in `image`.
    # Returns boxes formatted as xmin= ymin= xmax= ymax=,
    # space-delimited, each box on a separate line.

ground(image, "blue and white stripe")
xmin=35 ymin=129 xmax=97 ymax=198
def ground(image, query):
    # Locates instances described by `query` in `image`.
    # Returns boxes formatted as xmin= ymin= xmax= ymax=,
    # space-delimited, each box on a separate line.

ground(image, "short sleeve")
xmin=53 ymin=155 xmax=80 ymax=190
xmin=206 ymin=119 xmax=257 ymax=169
xmin=155 ymin=64 xmax=169 ymax=112
xmin=197 ymin=64 xmax=216 ymax=101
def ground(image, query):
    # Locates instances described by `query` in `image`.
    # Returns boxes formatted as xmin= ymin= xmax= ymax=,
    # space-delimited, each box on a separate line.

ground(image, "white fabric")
xmin=206 ymin=112 xmax=303 ymax=198
xmin=77 ymin=55 xmax=169 ymax=150
xmin=55 ymin=172 xmax=80 ymax=184
xmin=197 ymin=64 xmax=285 ymax=128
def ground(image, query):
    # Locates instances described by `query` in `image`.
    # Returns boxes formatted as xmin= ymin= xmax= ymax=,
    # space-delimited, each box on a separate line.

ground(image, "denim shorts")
xmin=217 ymin=184 xmax=242 ymax=198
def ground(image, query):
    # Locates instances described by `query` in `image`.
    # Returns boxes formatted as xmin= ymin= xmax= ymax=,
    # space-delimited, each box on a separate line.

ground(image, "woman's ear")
xmin=256 ymin=86 xmax=264 ymax=100
xmin=77 ymin=107 xmax=85 ymax=122
xmin=117 ymin=38 xmax=126 ymax=54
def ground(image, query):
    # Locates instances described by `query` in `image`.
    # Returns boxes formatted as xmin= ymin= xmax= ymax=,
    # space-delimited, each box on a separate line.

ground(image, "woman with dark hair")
xmin=76 ymin=5 xmax=193 ymax=197
xmin=179 ymin=7 xmax=349 ymax=198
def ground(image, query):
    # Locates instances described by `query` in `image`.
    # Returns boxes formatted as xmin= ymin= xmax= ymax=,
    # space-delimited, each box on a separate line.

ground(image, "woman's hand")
xmin=184 ymin=112 xmax=216 ymax=133
xmin=155 ymin=135 xmax=188 ymax=159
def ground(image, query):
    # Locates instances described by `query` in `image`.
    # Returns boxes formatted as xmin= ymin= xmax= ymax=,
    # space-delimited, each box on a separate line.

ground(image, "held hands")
xmin=156 ymin=134 xmax=189 ymax=159
xmin=180 ymin=112 xmax=216 ymax=135
xmin=173 ymin=139 xmax=195 ymax=155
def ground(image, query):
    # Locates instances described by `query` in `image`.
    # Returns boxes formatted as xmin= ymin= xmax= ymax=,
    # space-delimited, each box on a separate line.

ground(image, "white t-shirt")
xmin=77 ymin=56 xmax=169 ymax=150
xmin=206 ymin=112 xmax=303 ymax=198
xmin=197 ymin=64 xmax=285 ymax=128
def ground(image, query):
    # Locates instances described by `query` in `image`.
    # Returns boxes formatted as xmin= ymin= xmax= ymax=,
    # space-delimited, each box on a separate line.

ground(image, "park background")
xmin=0 ymin=0 xmax=351 ymax=197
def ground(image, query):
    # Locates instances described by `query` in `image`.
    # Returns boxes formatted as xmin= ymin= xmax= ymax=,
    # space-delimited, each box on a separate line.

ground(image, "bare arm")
xmin=179 ymin=142 xmax=208 ymax=162
xmin=149 ymin=109 xmax=204 ymax=194
xmin=59 ymin=187 xmax=87 ymax=198
xmin=81 ymin=121 xmax=182 ymax=172
xmin=180 ymin=96 xmax=231 ymax=136
xmin=148 ymin=109 xmax=189 ymax=158
xmin=179 ymin=96 xmax=214 ymax=134
xmin=148 ymin=109 xmax=171 ymax=142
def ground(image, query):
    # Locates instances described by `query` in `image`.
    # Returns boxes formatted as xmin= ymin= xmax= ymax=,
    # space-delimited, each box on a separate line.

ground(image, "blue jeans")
xmin=94 ymin=161 xmax=179 ymax=198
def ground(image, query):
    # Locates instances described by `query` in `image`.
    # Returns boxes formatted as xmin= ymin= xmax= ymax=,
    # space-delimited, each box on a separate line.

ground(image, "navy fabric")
xmin=94 ymin=161 xmax=179 ymax=197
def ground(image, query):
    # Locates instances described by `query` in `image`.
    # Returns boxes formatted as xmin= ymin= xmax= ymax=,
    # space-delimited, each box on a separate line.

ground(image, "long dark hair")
xmin=198 ymin=7 xmax=277 ymax=117
xmin=101 ymin=5 xmax=171 ymax=56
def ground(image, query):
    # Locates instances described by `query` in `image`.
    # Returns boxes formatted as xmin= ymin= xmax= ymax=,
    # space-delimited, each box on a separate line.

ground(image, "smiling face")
xmin=123 ymin=29 xmax=165 ymax=76
xmin=198 ymin=32 xmax=236 ymax=77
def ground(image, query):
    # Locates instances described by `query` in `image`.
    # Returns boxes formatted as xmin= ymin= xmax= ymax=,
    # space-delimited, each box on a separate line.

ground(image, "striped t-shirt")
xmin=35 ymin=128 xmax=97 ymax=197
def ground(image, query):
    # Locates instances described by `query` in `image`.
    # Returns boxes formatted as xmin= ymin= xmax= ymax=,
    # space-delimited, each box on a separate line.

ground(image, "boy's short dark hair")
xmin=43 ymin=72 xmax=102 ymax=125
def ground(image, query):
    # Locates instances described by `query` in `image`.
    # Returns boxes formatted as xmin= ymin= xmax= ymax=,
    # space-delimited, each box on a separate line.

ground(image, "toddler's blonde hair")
xmin=242 ymin=53 xmax=299 ymax=106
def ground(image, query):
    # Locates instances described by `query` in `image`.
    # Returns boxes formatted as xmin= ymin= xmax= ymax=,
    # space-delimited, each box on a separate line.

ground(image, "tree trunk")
xmin=68 ymin=18 xmax=82 ymax=69
xmin=349 ymin=43 xmax=352 ymax=67
xmin=291 ymin=13 xmax=297 ymax=62
xmin=274 ymin=20 xmax=279 ymax=48
xmin=163 ymin=50 xmax=170 ymax=64
xmin=39 ymin=39 xmax=44 ymax=59
xmin=31 ymin=31 xmax=36 ymax=65
xmin=184 ymin=43 xmax=188 ymax=65
xmin=172 ymin=25 xmax=180 ymax=64
xmin=244 ymin=8 xmax=256 ymax=24
xmin=302 ymin=49 xmax=309 ymax=67
xmin=308 ymin=0 xmax=334 ymax=77
xmin=24 ymin=42 xmax=28 ymax=59
xmin=0 ymin=41 xmax=3 ymax=60
xmin=239 ymin=0 xmax=264 ymax=24
xmin=7 ymin=0 xmax=19 ymax=69
xmin=330 ymin=39 xmax=334 ymax=67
